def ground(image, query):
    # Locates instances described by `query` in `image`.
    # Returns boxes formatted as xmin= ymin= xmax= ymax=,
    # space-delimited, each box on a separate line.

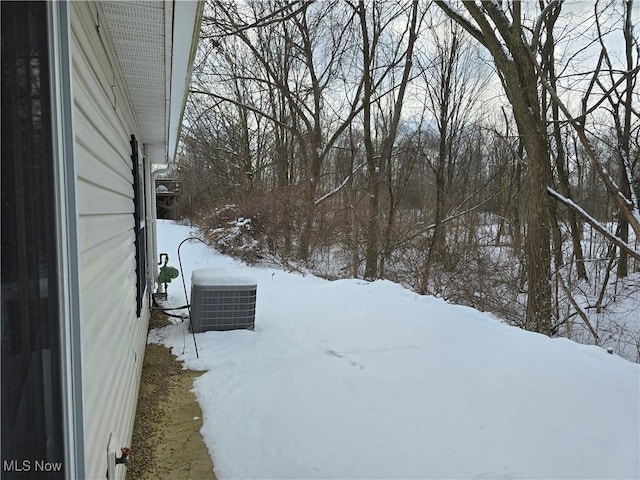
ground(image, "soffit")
xmin=97 ymin=1 xmax=166 ymax=148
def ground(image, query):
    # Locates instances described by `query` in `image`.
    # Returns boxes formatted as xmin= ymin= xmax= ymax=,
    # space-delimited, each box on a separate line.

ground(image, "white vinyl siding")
xmin=71 ymin=2 xmax=150 ymax=479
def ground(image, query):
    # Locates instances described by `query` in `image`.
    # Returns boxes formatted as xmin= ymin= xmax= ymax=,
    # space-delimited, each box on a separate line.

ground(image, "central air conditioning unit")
xmin=190 ymin=268 xmax=257 ymax=332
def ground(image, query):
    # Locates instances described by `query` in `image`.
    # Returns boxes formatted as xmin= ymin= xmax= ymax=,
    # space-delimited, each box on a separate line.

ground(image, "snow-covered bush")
xmin=201 ymin=205 xmax=264 ymax=264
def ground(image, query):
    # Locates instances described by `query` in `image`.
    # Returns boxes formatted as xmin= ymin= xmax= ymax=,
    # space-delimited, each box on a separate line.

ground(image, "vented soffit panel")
xmin=98 ymin=1 xmax=166 ymax=150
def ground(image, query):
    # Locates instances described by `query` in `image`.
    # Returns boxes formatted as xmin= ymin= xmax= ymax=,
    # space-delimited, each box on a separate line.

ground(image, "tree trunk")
xmin=358 ymin=0 xmax=378 ymax=280
xmin=616 ymin=0 xmax=635 ymax=278
xmin=520 ymin=126 xmax=552 ymax=335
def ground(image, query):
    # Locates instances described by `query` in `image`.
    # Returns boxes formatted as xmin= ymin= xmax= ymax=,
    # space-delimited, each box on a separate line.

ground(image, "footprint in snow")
xmin=326 ymin=349 xmax=365 ymax=370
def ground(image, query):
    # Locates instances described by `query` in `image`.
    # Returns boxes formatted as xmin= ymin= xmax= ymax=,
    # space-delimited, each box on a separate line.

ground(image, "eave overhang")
xmin=96 ymin=0 xmax=203 ymax=164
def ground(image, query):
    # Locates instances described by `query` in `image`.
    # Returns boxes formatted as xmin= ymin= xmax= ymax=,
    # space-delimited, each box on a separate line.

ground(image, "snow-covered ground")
xmin=152 ymin=220 xmax=639 ymax=479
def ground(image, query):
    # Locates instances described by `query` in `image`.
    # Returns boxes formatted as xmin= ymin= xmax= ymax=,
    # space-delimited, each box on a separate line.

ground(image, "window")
xmin=1 ymin=2 xmax=65 ymax=477
xmin=131 ymin=135 xmax=147 ymax=317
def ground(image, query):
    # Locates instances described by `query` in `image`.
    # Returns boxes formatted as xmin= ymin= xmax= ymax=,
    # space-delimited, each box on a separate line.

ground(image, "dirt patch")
xmin=127 ymin=311 xmax=216 ymax=480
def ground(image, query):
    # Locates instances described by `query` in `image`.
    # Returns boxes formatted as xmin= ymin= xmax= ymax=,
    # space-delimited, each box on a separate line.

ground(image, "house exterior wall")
xmin=70 ymin=2 xmax=150 ymax=478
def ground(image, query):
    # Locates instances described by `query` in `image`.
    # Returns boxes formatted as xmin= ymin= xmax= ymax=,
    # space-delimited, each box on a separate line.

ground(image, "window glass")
xmin=1 ymin=2 xmax=65 ymax=477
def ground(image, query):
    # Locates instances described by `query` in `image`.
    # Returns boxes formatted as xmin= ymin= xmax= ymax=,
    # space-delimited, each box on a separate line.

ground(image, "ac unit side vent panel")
xmin=190 ymin=269 xmax=257 ymax=332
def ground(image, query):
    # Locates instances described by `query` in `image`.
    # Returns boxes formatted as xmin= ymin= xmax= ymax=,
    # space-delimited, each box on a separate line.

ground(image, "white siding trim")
xmin=48 ymin=2 xmax=86 ymax=478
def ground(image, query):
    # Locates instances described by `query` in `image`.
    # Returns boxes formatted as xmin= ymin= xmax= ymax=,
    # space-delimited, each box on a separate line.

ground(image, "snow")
xmin=192 ymin=268 xmax=256 ymax=287
xmin=152 ymin=220 xmax=640 ymax=480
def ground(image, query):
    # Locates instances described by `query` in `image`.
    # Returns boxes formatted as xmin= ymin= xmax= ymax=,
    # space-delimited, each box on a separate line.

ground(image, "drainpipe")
xmin=146 ymin=0 xmax=177 ymax=293
xmin=150 ymin=0 xmax=203 ymax=292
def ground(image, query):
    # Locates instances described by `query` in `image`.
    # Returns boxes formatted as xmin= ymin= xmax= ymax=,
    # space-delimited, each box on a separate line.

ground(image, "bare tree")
xmin=436 ymin=0 xmax=555 ymax=334
xmin=416 ymin=15 xmax=488 ymax=294
xmin=355 ymin=0 xmax=423 ymax=280
xmin=536 ymin=0 xmax=640 ymax=265
xmin=195 ymin=0 xmax=365 ymax=262
xmin=538 ymin=0 xmax=588 ymax=281
xmin=179 ymin=0 xmax=638 ymax=353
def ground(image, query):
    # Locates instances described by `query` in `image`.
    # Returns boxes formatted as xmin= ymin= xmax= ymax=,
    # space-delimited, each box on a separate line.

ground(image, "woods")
xmin=174 ymin=0 xmax=639 ymax=357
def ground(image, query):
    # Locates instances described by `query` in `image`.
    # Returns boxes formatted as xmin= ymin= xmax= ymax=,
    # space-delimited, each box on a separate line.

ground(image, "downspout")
xmin=151 ymin=0 xmax=203 ymax=292
xmin=148 ymin=0 xmax=176 ymax=291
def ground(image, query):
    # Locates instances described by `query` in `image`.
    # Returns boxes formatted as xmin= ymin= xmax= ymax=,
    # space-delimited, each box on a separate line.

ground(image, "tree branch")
xmin=548 ymin=187 xmax=640 ymax=261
